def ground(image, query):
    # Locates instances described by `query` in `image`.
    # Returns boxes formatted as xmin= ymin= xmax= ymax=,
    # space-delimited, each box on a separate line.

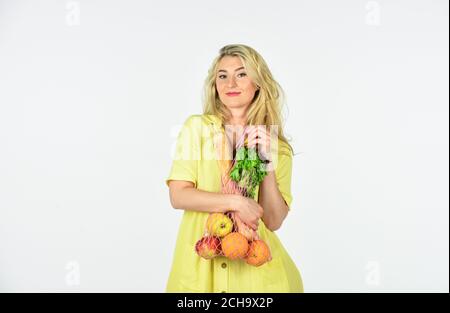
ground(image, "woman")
xmin=165 ymin=44 xmax=303 ymax=293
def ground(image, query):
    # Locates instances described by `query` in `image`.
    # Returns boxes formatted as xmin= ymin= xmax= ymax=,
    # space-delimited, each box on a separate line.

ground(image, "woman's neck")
xmin=226 ymin=117 xmax=246 ymax=127
xmin=225 ymin=107 xmax=248 ymax=127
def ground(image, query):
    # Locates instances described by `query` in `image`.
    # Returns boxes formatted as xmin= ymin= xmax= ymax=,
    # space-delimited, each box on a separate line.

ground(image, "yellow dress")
xmin=165 ymin=114 xmax=304 ymax=293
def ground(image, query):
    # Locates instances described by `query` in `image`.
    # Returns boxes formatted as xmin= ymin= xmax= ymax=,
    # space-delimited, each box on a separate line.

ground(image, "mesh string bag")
xmin=194 ymin=124 xmax=273 ymax=267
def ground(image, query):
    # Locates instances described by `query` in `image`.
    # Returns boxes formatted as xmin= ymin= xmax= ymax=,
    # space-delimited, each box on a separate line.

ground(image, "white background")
xmin=0 ymin=0 xmax=448 ymax=292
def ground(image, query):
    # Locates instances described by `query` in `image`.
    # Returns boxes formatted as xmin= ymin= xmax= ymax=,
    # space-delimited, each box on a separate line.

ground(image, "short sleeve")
xmin=166 ymin=115 xmax=201 ymax=188
xmin=274 ymin=150 xmax=293 ymax=209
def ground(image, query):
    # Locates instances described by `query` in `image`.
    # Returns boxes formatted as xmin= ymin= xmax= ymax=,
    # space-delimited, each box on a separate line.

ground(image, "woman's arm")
xmin=258 ymin=170 xmax=289 ymax=231
xmin=168 ymin=180 xmax=263 ymax=230
xmin=246 ymin=126 xmax=290 ymax=232
xmin=168 ymin=180 xmax=235 ymax=213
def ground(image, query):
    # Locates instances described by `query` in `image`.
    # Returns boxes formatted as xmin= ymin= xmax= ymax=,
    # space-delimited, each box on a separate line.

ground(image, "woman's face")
xmin=215 ymin=56 xmax=259 ymax=111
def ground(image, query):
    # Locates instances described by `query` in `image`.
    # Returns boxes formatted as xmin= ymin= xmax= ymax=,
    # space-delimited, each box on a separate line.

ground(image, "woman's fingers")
xmin=247 ymin=126 xmax=268 ymax=141
xmin=243 ymin=217 xmax=257 ymax=231
xmin=246 ymin=128 xmax=258 ymax=145
xmin=258 ymin=204 xmax=264 ymax=216
xmin=247 ymin=129 xmax=269 ymax=144
xmin=247 ymin=137 xmax=269 ymax=147
xmin=237 ymin=197 xmax=264 ymax=231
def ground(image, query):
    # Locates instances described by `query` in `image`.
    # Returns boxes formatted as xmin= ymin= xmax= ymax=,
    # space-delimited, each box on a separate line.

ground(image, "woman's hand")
xmin=246 ymin=125 xmax=272 ymax=162
xmin=231 ymin=194 xmax=264 ymax=230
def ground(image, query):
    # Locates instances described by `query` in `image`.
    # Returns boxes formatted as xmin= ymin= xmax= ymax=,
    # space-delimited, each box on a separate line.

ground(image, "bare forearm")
xmin=258 ymin=170 xmax=288 ymax=231
xmin=171 ymin=187 xmax=237 ymax=214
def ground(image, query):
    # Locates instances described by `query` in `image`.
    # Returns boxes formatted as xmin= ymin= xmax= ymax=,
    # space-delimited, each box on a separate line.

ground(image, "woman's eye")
xmin=217 ymin=73 xmax=246 ymax=79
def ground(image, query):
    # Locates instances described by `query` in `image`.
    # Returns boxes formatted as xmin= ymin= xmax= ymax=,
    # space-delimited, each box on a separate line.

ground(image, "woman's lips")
xmin=226 ymin=92 xmax=241 ymax=97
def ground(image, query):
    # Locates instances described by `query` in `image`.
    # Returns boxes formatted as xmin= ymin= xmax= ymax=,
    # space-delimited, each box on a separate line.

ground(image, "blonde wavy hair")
xmin=202 ymin=44 xmax=293 ymax=155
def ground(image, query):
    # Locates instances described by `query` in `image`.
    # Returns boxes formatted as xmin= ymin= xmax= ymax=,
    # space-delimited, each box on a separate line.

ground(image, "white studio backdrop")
xmin=0 ymin=0 xmax=448 ymax=292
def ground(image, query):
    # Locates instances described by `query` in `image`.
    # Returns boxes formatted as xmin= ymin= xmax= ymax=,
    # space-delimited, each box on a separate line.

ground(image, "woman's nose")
xmin=227 ymin=77 xmax=237 ymax=88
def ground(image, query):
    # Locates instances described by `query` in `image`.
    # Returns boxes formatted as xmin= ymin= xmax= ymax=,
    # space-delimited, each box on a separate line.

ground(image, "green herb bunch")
xmin=229 ymin=146 xmax=269 ymax=198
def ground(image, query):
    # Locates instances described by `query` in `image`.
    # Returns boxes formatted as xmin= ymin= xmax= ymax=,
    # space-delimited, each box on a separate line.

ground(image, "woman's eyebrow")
xmin=217 ymin=66 xmax=245 ymax=73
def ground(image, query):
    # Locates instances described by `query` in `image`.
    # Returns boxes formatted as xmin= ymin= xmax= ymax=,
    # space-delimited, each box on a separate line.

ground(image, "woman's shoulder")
xmin=276 ymin=139 xmax=293 ymax=157
xmin=200 ymin=114 xmax=222 ymax=126
xmin=182 ymin=114 xmax=222 ymax=129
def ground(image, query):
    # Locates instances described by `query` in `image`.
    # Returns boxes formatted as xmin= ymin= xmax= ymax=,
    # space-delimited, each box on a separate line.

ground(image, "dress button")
xmin=221 ymin=262 xmax=227 ymax=269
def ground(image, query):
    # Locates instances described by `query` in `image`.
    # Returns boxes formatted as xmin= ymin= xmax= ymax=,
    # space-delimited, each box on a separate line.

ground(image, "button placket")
xmin=215 ymin=258 xmax=229 ymax=293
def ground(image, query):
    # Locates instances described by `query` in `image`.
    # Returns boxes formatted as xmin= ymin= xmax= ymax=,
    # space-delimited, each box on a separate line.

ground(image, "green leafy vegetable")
xmin=229 ymin=146 xmax=269 ymax=198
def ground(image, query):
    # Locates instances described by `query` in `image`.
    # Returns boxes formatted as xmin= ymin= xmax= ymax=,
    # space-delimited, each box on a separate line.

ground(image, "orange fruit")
xmin=221 ymin=232 xmax=249 ymax=260
xmin=246 ymin=240 xmax=271 ymax=266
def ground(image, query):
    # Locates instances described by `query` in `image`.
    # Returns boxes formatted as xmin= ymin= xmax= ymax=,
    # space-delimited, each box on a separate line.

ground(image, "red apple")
xmin=195 ymin=236 xmax=221 ymax=259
